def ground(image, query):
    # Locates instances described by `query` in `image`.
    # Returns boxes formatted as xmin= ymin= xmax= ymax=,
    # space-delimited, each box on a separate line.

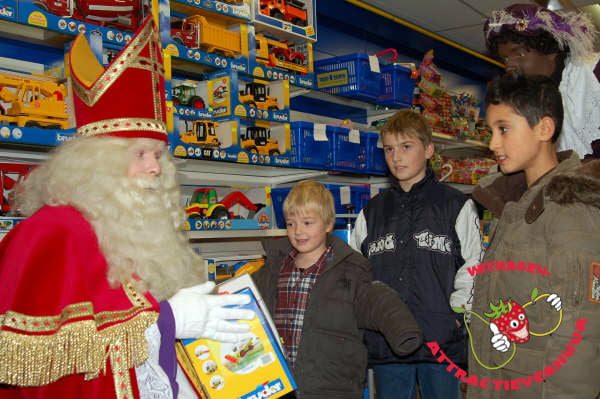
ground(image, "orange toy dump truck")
xmin=171 ymin=15 xmax=241 ymax=57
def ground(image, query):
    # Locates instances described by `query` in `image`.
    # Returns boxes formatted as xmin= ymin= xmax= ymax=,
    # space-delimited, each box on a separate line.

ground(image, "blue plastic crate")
xmin=315 ymin=53 xmax=381 ymax=103
xmin=378 ymin=63 xmax=416 ymax=108
xmin=290 ymin=121 xmax=333 ymax=170
xmin=364 ymin=132 xmax=388 ymax=175
xmin=330 ymin=126 xmax=366 ymax=173
xmin=271 ymin=184 xmax=371 ymax=229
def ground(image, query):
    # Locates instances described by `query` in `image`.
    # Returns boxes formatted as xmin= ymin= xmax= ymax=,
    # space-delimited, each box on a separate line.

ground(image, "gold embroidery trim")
xmin=0 ymin=283 xmax=158 ymax=387
xmin=71 ymin=20 xmax=164 ymax=108
xmin=76 ymin=118 xmax=167 ymax=138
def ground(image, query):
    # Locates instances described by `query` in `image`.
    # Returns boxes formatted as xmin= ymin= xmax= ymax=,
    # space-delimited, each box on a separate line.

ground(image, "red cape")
xmin=0 ymin=205 xmax=159 ymax=398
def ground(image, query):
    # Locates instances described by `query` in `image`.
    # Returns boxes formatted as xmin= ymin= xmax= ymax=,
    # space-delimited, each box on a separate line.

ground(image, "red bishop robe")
xmin=0 ymin=205 xmax=159 ymax=398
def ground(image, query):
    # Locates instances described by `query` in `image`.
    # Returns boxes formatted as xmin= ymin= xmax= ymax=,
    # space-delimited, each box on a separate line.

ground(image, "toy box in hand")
xmin=176 ymin=273 xmax=297 ymax=399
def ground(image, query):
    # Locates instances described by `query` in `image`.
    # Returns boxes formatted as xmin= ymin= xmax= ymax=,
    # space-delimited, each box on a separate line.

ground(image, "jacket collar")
xmin=473 ymin=151 xmax=598 ymax=223
xmin=262 ymin=234 xmax=365 ymax=272
xmin=391 ymin=167 xmax=435 ymax=194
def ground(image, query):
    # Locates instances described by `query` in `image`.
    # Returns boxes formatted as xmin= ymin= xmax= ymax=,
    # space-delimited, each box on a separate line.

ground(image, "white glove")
xmin=168 ymin=281 xmax=255 ymax=342
xmin=489 ymin=322 xmax=510 ymax=352
xmin=547 ymin=293 xmax=561 ymax=311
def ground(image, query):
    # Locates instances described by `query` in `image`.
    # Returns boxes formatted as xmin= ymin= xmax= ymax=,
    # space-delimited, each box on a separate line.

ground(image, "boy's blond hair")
xmin=380 ymin=109 xmax=432 ymax=146
xmin=283 ymin=180 xmax=335 ymax=227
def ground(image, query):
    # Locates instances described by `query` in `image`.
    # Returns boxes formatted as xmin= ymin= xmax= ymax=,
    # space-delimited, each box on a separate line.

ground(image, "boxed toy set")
xmin=171 ymin=114 xmax=292 ymax=167
xmin=176 ymin=273 xmax=296 ymax=399
xmin=205 ymin=255 xmax=265 ymax=282
xmin=248 ymin=25 xmax=315 ymax=88
xmin=252 ymin=0 xmax=317 ymax=42
xmin=0 ymin=38 xmax=77 ymax=146
xmin=181 ymin=185 xmax=273 ymax=231
xmin=162 ymin=1 xmax=251 ymax=74
xmin=17 ymin=0 xmax=147 ymax=46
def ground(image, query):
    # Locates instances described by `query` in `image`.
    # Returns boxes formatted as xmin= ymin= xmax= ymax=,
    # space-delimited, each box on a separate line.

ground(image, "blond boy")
xmin=253 ymin=180 xmax=422 ymax=399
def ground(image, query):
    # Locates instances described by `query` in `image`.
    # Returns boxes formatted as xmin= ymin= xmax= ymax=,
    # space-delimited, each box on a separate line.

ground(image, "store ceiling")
xmin=357 ymin=0 xmax=600 ymax=57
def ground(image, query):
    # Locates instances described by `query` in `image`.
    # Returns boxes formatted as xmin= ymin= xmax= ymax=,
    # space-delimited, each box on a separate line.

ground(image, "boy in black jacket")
xmin=253 ymin=180 xmax=421 ymax=399
xmin=350 ymin=110 xmax=484 ymax=399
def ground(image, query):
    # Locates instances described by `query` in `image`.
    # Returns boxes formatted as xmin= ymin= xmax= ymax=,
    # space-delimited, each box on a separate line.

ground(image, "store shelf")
xmin=175 ymin=158 xmax=328 ymax=186
xmin=187 ymin=228 xmax=287 ymax=240
xmin=0 ymin=20 xmax=71 ymax=48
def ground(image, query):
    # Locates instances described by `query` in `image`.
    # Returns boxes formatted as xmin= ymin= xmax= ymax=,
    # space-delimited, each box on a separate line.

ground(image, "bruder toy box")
xmin=176 ymin=273 xmax=296 ymax=399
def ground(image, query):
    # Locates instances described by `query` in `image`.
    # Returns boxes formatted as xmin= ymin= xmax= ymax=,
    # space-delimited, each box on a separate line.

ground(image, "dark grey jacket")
xmin=467 ymin=154 xmax=600 ymax=399
xmin=253 ymin=234 xmax=422 ymax=399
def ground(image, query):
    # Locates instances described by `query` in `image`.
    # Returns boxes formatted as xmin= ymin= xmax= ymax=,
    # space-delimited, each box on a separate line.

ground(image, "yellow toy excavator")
xmin=0 ymin=70 xmax=68 ymax=129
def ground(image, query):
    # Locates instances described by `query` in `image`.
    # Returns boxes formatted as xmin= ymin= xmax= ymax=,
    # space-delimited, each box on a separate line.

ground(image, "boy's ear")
xmin=425 ymin=142 xmax=435 ymax=160
xmin=536 ymin=116 xmax=556 ymax=143
xmin=326 ymin=221 xmax=334 ymax=233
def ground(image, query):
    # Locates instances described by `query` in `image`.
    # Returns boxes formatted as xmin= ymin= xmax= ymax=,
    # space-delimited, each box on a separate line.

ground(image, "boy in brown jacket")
xmin=464 ymin=75 xmax=600 ymax=399
xmin=252 ymin=180 xmax=422 ymax=399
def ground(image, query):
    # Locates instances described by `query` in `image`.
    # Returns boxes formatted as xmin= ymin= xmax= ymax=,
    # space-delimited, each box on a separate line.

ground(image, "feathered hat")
xmin=68 ymin=16 xmax=168 ymax=142
xmin=484 ymin=4 xmax=598 ymax=62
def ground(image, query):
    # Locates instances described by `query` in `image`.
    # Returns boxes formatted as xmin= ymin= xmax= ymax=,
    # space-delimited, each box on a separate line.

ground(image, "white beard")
xmin=85 ymin=175 xmax=205 ymax=300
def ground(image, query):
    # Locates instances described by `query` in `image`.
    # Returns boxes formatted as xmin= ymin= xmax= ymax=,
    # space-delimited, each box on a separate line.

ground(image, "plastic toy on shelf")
xmin=259 ymin=0 xmax=307 ymax=26
xmin=0 ymin=163 xmax=35 ymax=216
xmin=170 ymin=15 xmax=241 ymax=57
xmin=32 ymin=0 xmax=149 ymax=32
xmin=179 ymin=120 xmax=221 ymax=148
xmin=185 ymin=187 xmax=265 ymax=220
xmin=241 ymin=126 xmax=280 ymax=155
xmin=0 ymin=70 xmax=69 ymax=129
xmin=171 ymin=83 xmax=206 ymax=109
xmin=238 ymin=81 xmax=279 ymax=110
xmin=255 ymin=33 xmax=308 ymax=75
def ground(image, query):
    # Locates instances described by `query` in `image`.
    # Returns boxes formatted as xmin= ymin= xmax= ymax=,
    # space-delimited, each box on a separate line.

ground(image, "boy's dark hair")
xmin=485 ymin=75 xmax=563 ymax=142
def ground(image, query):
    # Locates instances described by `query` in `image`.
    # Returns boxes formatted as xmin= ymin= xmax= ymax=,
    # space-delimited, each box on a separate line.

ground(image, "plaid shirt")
xmin=274 ymin=246 xmax=332 ymax=368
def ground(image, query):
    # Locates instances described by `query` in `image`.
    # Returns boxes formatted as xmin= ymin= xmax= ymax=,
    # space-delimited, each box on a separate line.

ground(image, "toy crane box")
xmin=176 ymin=273 xmax=297 ymax=399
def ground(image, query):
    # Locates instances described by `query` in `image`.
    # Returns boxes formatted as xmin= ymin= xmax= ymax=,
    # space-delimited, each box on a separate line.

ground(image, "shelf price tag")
xmin=349 ymin=129 xmax=360 ymax=144
xmin=313 ymin=124 xmax=328 ymax=141
xmin=368 ymin=55 xmax=380 ymax=73
xmin=340 ymin=186 xmax=351 ymax=205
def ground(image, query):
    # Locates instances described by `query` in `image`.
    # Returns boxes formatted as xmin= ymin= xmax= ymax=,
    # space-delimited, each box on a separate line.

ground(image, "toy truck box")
xmin=171 ymin=116 xmax=292 ymax=167
xmin=176 ymin=273 xmax=296 ymax=399
xmin=253 ymin=0 xmax=316 ymax=42
xmin=205 ymin=255 xmax=265 ymax=282
xmin=0 ymin=44 xmax=77 ymax=145
xmin=170 ymin=77 xmax=211 ymax=113
xmin=17 ymin=0 xmax=148 ymax=46
xmin=169 ymin=0 xmax=252 ymax=21
xmin=0 ymin=0 xmax=17 ymax=21
xmin=248 ymin=26 xmax=314 ymax=88
xmin=162 ymin=6 xmax=250 ymax=74
xmin=207 ymin=70 xmax=290 ymax=122
xmin=182 ymin=185 xmax=273 ymax=231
